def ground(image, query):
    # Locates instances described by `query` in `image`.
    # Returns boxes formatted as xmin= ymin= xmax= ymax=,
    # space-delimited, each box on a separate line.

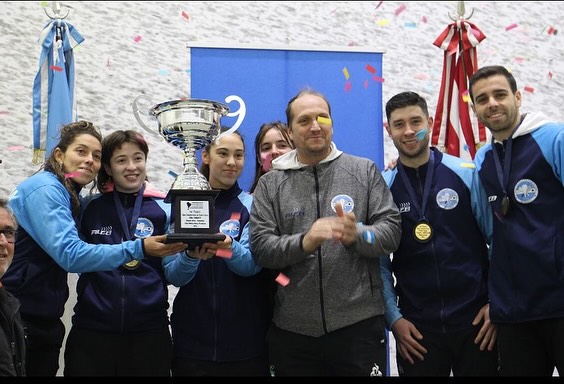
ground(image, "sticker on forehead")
xmin=331 ymin=194 xmax=354 ymax=214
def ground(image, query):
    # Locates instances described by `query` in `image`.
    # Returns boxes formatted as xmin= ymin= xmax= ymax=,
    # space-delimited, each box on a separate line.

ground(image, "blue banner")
xmin=190 ymin=44 xmax=384 ymax=192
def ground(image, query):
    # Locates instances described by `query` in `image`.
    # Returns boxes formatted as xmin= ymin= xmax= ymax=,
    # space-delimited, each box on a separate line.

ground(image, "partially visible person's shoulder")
xmin=338 ymin=152 xmax=376 ymax=166
xmin=441 ymin=152 xmax=476 ymax=171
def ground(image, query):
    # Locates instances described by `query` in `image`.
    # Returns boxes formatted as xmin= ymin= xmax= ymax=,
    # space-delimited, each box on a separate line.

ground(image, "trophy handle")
xmin=132 ymin=94 xmax=158 ymax=136
xmin=217 ymin=94 xmax=246 ymax=140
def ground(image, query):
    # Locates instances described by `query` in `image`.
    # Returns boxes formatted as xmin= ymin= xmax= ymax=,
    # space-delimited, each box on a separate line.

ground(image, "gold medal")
xmin=122 ymin=259 xmax=141 ymax=270
xmin=501 ymin=195 xmax=510 ymax=216
xmin=413 ymin=221 xmax=433 ymax=243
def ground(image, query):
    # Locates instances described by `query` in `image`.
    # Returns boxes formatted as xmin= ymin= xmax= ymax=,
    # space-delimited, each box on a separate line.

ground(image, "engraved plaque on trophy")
xmin=133 ymin=97 xmax=233 ymax=247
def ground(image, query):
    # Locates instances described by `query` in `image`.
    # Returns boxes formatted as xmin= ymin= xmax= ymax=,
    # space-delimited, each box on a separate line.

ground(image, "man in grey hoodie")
xmin=250 ymin=87 xmax=401 ymax=376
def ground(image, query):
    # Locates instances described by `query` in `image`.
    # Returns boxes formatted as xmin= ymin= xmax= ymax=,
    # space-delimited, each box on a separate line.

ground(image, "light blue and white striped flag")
xmin=32 ymin=19 xmax=84 ymax=164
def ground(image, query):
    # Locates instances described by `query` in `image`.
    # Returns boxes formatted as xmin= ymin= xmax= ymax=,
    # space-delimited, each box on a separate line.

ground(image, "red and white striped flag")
xmin=432 ymin=19 xmax=487 ymax=160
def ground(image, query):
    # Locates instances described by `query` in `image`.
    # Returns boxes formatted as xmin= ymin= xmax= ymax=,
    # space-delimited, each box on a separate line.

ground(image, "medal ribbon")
xmin=112 ymin=184 xmax=145 ymax=240
xmin=397 ymin=151 xmax=435 ymax=221
xmin=491 ymin=118 xmax=523 ymax=216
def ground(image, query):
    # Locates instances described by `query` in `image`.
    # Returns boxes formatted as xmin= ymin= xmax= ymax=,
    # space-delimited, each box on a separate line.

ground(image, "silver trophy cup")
xmin=133 ymin=97 xmax=232 ymax=246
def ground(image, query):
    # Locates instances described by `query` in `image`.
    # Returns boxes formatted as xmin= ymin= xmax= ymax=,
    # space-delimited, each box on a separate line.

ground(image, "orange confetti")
xmin=462 ymin=92 xmax=471 ymax=103
xmin=365 ymin=64 xmax=376 ymax=74
xmin=505 ymin=23 xmax=518 ymax=31
xmin=275 ymin=272 xmax=290 ymax=286
xmin=230 ymin=212 xmax=241 ymax=221
xmin=50 ymin=65 xmax=63 ymax=71
xmin=133 ymin=35 xmax=142 ymax=43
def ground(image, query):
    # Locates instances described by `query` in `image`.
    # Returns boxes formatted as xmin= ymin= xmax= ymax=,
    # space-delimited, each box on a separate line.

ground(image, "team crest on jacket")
xmin=514 ymin=179 xmax=538 ymax=204
xmin=220 ymin=219 xmax=240 ymax=238
xmin=331 ymin=194 xmax=354 ymax=213
xmin=436 ymin=188 xmax=458 ymax=210
xmin=134 ymin=217 xmax=154 ymax=238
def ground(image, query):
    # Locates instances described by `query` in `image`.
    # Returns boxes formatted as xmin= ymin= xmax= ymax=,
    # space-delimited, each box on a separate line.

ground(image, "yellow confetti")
xmin=460 ymin=162 xmax=476 ymax=168
xmin=317 ymin=116 xmax=332 ymax=125
xmin=376 ymin=19 xmax=390 ymax=27
xmin=342 ymin=67 xmax=350 ymax=80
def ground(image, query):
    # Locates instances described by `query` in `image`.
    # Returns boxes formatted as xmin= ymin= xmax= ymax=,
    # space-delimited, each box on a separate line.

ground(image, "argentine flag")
xmin=32 ymin=19 xmax=84 ymax=163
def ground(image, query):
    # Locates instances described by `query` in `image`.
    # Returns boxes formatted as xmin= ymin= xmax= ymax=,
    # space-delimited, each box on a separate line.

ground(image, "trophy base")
xmin=165 ymin=232 xmax=226 ymax=250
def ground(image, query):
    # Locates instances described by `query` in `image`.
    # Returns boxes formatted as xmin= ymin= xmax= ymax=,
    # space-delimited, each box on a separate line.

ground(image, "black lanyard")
xmin=397 ymin=151 xmax=435 ymax=221
xmin=491 ymin=121 xmax=522 ymax=217
xmin=112 ymin=184 xmax=145 ymax=240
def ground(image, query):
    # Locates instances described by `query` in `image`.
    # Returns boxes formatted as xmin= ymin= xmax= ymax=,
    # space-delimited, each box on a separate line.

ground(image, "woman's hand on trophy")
xmin=186 ymin=244 xmax=215 ymax=260
xmin=187 ymin=235 xmax=233 ymax=260
xmin=143 ymin=235 xmax=187 ymax=257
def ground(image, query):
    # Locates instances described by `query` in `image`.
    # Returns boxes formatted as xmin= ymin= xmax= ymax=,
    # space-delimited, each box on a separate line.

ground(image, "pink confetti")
xmin=372 ymin=75 xmax=385 ymax=83
xmin=414 ymin=73 xmax=429 ymax=80
xmin=505 ymin=23 xmax=518 ymax=31
xmin=365 ymin=64 xmax=376 ymax=74
xmin=275 ymin=272 xmax=290 ymax=286
xmin=133 ymin=35 xmax=142 ymax=43
xmin=363 ymin=79 xmax=369 ymax=89
xmin=0 ymin=111 xmax=9 ymax=115
xmin=215 ymin=248 xmax=232 ymax=259
xmin=375 ymin=1 xmax=384 ymax=10
xmin=8 ymin=146 xmax=25 ymax=151
xmin=181 ymin=11 xmax=190 ymax=20
xmin=548 ymin=71 xmax=553 ymax=79
xmin=50 ymin=65 xmax=63 ymax=71
xmin=524 ymin=85 xmax=535 ymax=93
xmin=421 ymin=16 xmax=428 ymax=24
xmin=344 ymin=81 xmax=352 ymax=92
xmin=394 ymin=4 xmax=406 ymax=16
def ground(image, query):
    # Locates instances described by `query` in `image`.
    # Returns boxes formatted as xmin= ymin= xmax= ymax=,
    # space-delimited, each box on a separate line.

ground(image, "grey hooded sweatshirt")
xmin=250 ymin=143 xmax=401 ymax=337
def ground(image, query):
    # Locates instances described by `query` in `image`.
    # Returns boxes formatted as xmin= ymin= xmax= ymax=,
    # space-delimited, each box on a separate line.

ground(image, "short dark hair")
xmin=385 ymin=91 xmax=429 ymax=122
xmin=97 ymin=130 xmax=150 ymax=192
xmin=469 ymin=65 xmax=518 ymax=103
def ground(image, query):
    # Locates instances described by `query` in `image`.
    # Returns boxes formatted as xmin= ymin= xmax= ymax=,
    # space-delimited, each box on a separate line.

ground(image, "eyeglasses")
xmin=0 ymin=229 xmax=17 ymax=243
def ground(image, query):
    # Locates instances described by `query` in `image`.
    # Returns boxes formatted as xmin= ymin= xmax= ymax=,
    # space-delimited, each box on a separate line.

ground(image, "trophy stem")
xmin=170 ymin=147 xmax=211 ymax=190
